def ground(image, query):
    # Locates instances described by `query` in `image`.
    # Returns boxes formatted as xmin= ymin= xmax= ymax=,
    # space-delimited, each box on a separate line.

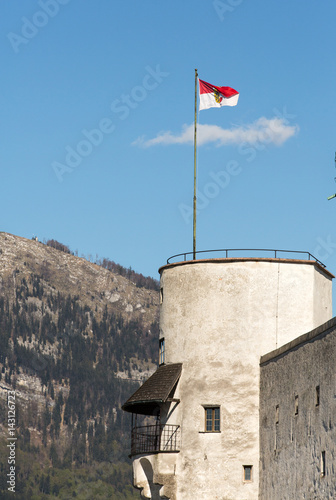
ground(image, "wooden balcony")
xmin=131 ymin=424 xmax=180 ymax=456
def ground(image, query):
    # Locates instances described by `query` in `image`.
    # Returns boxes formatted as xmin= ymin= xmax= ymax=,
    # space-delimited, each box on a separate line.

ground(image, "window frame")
xmin=159 ymin=338 xmax=165 ymax=365
xmin=203 ymin=406 xmax=221 ymax=433
xmin=243 ymin=465 xmax=253 ymax=483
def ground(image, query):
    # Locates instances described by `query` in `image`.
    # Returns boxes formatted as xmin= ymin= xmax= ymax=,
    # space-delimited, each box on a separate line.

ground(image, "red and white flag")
xmin=199 ymin=78 xmax=239 ymax=110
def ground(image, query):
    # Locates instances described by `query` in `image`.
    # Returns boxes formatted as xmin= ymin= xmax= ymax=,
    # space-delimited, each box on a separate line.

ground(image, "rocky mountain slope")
xmin=0 ymin=232 xmax=158 ymax=326
xmin=0 ymin=232 xmax=160 ymax=499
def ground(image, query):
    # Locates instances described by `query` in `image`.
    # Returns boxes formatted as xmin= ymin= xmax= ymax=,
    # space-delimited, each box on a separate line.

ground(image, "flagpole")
xmin=193 ymin=68 xmax=198 ymax=260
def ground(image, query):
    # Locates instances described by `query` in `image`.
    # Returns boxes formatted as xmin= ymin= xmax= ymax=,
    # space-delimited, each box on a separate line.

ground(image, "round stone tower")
xmin=158 ymin=256 xmax=332 ymax=499
xmin=124 ymin=253 xmax=333 ymax=500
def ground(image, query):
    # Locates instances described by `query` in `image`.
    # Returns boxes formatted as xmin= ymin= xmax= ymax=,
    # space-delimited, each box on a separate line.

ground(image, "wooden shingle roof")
xmin=122 ymin=363 xmax=182 ymax=415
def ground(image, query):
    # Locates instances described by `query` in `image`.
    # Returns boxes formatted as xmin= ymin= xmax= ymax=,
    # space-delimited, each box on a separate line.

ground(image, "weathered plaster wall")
xmin=260 ymin=318 xmax=336 ymax=500
xmin=313 ymin=266 xmax=333 ymax=327
xmin=158 ymin=259 xmax=332 ymax=500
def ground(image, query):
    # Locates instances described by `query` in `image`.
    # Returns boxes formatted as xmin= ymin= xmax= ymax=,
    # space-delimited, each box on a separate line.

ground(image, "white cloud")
xmin=132 ymin=117 xmax=299 ymax=148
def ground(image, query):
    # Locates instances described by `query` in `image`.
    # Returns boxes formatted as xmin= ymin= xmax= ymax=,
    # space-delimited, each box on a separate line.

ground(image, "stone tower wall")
xmin=158 ymin=259 xmax=332 ymax=499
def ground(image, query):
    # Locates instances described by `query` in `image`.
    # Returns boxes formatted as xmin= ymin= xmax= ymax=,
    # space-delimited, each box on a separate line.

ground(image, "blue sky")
xmin=1 ymin=1 xmax=336 ymax=299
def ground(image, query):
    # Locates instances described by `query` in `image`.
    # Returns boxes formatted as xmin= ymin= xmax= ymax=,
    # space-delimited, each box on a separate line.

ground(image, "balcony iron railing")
xmin=166 ymin=248 xmax=326 ymax=268
xmin=131 ymin=424 xmax=180 ymax=456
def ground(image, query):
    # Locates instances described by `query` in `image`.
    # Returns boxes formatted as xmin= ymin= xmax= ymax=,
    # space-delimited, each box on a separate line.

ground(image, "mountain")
xmin=0 ymin=232 xmax=160 ymax=499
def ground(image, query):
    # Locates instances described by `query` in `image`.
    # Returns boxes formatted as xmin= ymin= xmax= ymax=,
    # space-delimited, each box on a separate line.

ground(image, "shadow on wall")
xmin=136 ymin=458 xmax=169 ymax=500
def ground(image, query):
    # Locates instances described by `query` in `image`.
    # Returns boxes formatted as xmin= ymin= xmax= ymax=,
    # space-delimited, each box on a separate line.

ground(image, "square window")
xmin=159 ymin=338 xmax=165 ymax=365
xmin=243 ymin=465 xmax=253 ymax=482
xmin=204 ymin=406 xmax=220 ymax=432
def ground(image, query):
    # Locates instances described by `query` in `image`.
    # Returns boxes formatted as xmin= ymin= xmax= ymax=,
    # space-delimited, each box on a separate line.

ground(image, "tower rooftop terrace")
xmin=159 ymin=249 xmax=334 ymax=278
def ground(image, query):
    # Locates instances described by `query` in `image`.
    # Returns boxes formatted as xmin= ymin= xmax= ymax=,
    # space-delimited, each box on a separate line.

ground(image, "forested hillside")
xmin=0 ymin=232 xmax=159 ymax=499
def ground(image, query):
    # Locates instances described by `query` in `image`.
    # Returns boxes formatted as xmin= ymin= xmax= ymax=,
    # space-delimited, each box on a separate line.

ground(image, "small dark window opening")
xmin=294 ymin=395 xmax=299 ymax=415
xmin=243 ymin=465 xmax=253 ymax=482
xmin=315 ymin=385 xmax=320 ymax=407
xmin=275 ymin=405 xmax=279 ymax=424
xmin=321 ymin=451 xmax=326 ymax=477
xmin=160 ymin=287 xmax=163 ymax=304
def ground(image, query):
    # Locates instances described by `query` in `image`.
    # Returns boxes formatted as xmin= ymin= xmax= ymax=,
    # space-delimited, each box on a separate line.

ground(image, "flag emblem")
xmin=214 ymin=89 xmax=222 ymax=104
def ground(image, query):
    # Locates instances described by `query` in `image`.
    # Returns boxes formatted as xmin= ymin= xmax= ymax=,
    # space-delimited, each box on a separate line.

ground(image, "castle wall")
xmin=260 ymin=318 xmax=336 ymax=499
xmin=158 ymin=259 xmax=332 ymax=500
